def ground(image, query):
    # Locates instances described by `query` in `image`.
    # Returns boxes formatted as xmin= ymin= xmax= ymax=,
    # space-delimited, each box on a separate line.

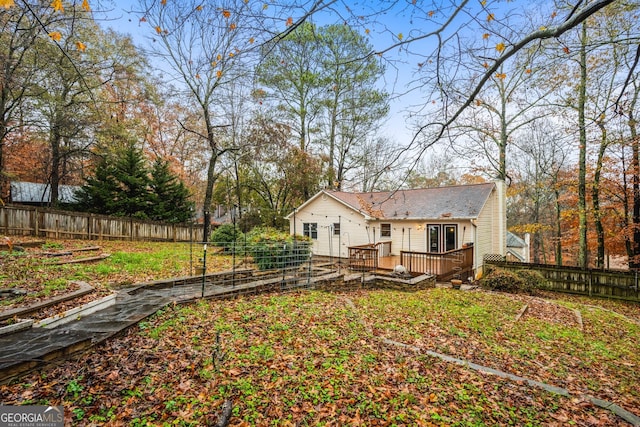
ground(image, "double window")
xmin=427 ymin=224 xmax=457 ymax=253
xmin=303 ymin=223 xmax=318 ymax=239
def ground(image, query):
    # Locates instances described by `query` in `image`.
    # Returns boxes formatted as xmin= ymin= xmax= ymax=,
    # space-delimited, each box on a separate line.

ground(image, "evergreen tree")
xmin=75 ymin=147 xmax=194 ymax=222
xmin=110 ymin=144 xmax=151 ymax=219
xmin=75 ymin=145 xmax=150 ymax=218
xmin=149 ymin=158 xmax=194 ymax=223
xmin=74 ymin=156 xmax=119 ymax=214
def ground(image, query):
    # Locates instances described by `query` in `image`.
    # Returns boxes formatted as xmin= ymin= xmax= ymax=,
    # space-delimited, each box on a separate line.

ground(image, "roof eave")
xmin=370 ymin=216 xmax=479 ymax=221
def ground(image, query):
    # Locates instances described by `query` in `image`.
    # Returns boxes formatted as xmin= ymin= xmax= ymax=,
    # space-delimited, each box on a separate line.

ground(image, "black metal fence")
xmin=177 ymin=241 xmax=315 ymax=299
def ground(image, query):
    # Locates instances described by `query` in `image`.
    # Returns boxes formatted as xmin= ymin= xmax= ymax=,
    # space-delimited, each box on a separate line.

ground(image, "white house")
xmin=287 ymin=181 xmax=507 ymax=279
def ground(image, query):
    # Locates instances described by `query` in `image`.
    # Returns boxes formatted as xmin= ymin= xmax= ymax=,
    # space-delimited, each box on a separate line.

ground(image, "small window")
xmin=333 ymin=223 xmax=340 ymax=236
xmin=303 ymin=223 xmax=318 ymax=239
xmin=380 ymin=223 xmax=391 ymax=238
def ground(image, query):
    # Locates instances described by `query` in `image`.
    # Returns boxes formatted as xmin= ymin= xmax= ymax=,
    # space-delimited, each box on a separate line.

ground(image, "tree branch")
xmin=412 ymin=0 xmax=618 ymax=154
xmin=615 ymin=43 xmax=640 ymax=113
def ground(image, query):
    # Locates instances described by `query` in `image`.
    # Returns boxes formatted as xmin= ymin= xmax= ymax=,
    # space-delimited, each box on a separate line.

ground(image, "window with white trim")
xmin=303 ymin=223 xmax=318 ymax=239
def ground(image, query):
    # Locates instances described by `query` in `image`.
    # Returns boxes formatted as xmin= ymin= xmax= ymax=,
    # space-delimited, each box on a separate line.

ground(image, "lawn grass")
xmin=353 ymin=288 xmax=640 ymax=408
xmin=1 ymin=288 xmax=636 ymax=426
xmin=1 ymin=239 xmax=638 ymax=424
xmin=0 ymin=240 xmax=228 ymax=307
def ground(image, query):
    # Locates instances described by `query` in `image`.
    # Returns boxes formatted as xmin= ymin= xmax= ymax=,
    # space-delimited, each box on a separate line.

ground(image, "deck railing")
xmin=400 ymin=246 xmax=474 ymax=281
xmin=347 ymin=242 xmax=392 ymax=271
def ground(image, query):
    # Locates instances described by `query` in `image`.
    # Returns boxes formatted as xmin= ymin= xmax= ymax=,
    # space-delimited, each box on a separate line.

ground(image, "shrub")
xmin=211 ymin=224 xmax=244 ymax=253
xmin=516 ymin=269 xmax=546 ymax=293
xmin=246 ymin=227 xmax=311 ymax=270
xmin=480 ymin=267 xmax=544 ymax=295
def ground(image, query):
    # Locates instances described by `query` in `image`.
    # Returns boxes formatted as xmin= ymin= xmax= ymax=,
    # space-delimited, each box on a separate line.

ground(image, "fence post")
xmin=34 ymin=208 xmax=39 ymax=237
xmin=201 ymin=244 xmax=207 ymax=298
xmin=281 ymin=243 xmax=286 ymax=290
xmin=2 ymin=207 xmax=7 ymax=235
xmin=307 ymin=243 xmax=313 ymax=287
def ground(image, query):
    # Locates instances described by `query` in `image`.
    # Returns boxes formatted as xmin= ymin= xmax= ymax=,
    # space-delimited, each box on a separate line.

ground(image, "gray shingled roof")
xmin=10 ymin=181 xmax=80 ymax=204
xmin=507 ymin=231 xmax=526 ymax=248
xmin=326 ymin=182 xmax=495 ymax=220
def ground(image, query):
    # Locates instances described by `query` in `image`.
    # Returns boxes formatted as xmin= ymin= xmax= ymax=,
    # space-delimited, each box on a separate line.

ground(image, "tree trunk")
xmin=498 ymin=83 xmax=508 ymax=181
xmin=327 ymin=86 xmax=339 ymax=189
xmin=554 ymin=187 xmax=563 ymax=266
xmin=577 ymin=22 xmax=589 ymax=269
xmin=592 ymin=123 xmax=607 ymax=268
xmin=49 ymin=120 xmax=62 ymax=208
xmin=620 ymin=145 xmax=633 ymax=264
xmin=630 ymin=106 xmax=640 ymax=268
xmin=0 ymin=121 xmax=6 ymax=203
xmin=233 ymin=161 xmax=243 ymax=223
xmin=0 ymin=87 xmax=9 ymax=202
xmin=202 ymin=111 xmax=220 ymax=243
xmin=202 ymin=152 xmax=217 ymax=243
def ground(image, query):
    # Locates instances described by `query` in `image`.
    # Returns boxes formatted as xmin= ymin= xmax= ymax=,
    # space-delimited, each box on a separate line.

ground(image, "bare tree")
xmin=139 ymin=0 xmax=263 ymax=241
xmin=0 ymin=4 xmax=77 ymax=200
xmin=510 ymin=119 xmax=569 ymax=264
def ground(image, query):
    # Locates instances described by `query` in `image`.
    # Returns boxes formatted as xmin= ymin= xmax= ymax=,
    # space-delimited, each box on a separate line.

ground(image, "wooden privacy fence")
xmin=486 ymin=260 xmax=640 ymax=302
xmin=0 ymin=205 xmax=203 ymax=242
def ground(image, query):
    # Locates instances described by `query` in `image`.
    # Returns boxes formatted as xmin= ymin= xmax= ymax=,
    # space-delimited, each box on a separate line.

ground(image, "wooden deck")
xmin=348 ymin=245 xmax=474 ymax=281
xmin=377 ymin=255 xmax=401 ymax=270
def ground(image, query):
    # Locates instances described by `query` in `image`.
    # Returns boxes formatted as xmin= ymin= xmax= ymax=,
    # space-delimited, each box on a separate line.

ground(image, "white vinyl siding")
xmin=290 ymin=194 xmax=369 ymax=258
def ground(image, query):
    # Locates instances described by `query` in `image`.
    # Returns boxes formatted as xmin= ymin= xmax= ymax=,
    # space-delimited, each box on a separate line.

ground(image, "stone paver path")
xmin=0 ymin=280 xmax=262 ymax=383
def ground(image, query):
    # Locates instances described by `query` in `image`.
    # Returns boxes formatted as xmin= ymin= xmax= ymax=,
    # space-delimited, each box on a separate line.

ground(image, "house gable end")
xmin=286 ymin=190 xmax=367 ymax=220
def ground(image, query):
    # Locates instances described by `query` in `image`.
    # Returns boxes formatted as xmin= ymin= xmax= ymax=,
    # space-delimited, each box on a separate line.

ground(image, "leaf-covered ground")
xmin=1 ymin=288 xmax=638 ymax=426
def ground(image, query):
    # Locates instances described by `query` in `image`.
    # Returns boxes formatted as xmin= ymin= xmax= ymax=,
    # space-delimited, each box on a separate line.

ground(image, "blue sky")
xmin=97 ymin=0 xmax=540 ymax=153
xmin=96 ymin=1 xmax=436 ymax=145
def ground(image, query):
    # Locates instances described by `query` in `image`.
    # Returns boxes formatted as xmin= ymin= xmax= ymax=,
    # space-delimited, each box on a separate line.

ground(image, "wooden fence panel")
xmin=1 ymin=207 xmax=35 ymax=236
xmin=0 ymin=205 xmax=202 ymax=242
xmin=40 ymin=210 xmax=90 ymax=239
xmin=486 ymin=260 xmax=640 ymax=302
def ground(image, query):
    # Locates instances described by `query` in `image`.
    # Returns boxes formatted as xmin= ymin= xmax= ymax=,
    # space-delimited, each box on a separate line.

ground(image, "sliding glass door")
xmin=427 ymin=224 xmax=457 ymax=253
